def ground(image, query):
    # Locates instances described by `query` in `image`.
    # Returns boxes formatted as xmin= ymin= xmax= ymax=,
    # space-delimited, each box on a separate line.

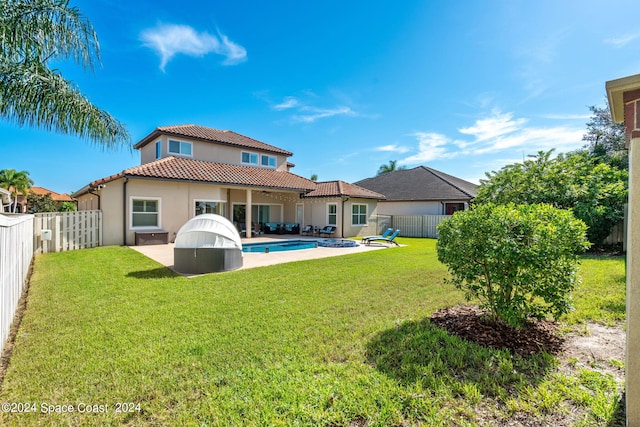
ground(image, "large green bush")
xmin=437 ymin=203 xmax=589 ymax=328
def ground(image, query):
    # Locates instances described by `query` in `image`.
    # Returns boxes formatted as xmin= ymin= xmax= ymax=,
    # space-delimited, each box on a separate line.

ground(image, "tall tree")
xmin=582 ymin=105 xmax=627 ymax=169
xmin=377 ymin=160 xmax=406 ymax=176
xmin=0 ymin=168 xmax=33 ymax=212
xmin=0 ymin=0 xmax=129 ymax=147
xmin=475 ymin=150 xmax=627 ymax=246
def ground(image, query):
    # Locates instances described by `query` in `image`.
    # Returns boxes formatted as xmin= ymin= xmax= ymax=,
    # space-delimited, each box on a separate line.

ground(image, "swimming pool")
xmin=242 ymin=240 xmax=318 ymax=253
xmin=242 ymin=239 xmax=359 ymax=253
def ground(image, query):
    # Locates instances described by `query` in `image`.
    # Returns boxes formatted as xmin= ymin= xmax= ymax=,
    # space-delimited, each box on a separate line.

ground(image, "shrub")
xmin=436 ymin=203 xmax=590 ymax=328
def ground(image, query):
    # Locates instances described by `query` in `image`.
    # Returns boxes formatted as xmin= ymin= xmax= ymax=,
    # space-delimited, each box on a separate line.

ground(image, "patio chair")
xmin=360 ymin=228 xmax=393 ymax=243
xmin=300 ymin=225 xmax=313 ymax=236
xmin=318 ymin=226 xmax=336 ymax=237
xmin=365 ymin=229 xmax=400 ymax=246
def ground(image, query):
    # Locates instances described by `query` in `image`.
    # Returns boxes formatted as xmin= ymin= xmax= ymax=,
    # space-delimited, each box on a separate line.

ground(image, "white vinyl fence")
xmin=33 ymin=211 xmax=102 ymax=253
xmin=0 ymin=214 xmax=34 ymax=354
xmin=392 ymin=215 xmax=451 ymax=238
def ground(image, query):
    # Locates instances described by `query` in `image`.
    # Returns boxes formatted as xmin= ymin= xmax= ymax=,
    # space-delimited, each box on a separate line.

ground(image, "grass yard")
xmin=0 ymin=238 xmax=626 ymax=426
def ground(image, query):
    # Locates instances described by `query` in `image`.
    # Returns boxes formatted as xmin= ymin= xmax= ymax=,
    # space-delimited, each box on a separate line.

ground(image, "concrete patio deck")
xmin=130 ymin=236 xmax=392 ymax=275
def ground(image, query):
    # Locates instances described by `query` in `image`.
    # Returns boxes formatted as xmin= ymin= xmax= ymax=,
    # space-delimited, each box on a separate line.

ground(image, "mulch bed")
xmin=430 ymin=305 xmax=565 ymax=356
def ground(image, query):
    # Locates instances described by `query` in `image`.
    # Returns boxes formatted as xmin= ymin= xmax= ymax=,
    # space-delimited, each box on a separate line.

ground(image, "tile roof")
xmin=30 ymin=186 xmax=74 ymax=201
xmin=84 ymin=157 xmax=317 ymax=193
xmin=303 ymin=180 xmax=385 ymax=200
xmin=355 ymin=166 xmax=478 ymax=201
xmin=134 ymin=124 xmax=293 ymax=156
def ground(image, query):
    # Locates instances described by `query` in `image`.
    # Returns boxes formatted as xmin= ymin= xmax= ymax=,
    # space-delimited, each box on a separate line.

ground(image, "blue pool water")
xmin=242 ymin=239 xmax=359 ymax=253
xmin=242 ymin=240 xmax=317 ymax=253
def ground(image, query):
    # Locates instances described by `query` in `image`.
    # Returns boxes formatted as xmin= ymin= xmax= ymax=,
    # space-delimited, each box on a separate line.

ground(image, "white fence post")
xmin=0 ymin=214 xmax=34 ymax=354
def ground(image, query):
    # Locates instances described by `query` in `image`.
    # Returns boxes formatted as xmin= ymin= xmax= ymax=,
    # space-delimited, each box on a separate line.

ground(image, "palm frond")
xmin=0 ymin=0 xmax=99 ymax=67
xmin=0 ymin=62 xmax=130 ymax=148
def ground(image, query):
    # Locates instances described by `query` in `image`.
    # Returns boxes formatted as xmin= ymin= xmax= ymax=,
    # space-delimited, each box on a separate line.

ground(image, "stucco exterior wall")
xmin=302 ymin=198 xmax=379 ymax=238
xmin=376 ymin=200 xmax=470 ymax=216
xmin=140 ymin=135 xmax=287 ymax=170
xmin=78 ymin=180 xmax=311 ymax=245
xmin=377 ymin=201 xmax=443 ymax=216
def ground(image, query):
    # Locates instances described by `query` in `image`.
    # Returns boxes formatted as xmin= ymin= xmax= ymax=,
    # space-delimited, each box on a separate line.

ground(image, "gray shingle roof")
xmin=354 ymin=166 xmax=478 ymax=201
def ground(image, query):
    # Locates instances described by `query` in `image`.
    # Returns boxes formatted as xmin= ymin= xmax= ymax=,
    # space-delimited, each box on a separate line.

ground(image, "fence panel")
xmin=0 ymin=214 xmax=34 ymax=354
xmin=392 ymin=215 xmax=450 ymax=238
xmin=33 ymin=211 xmax=102 ymax=253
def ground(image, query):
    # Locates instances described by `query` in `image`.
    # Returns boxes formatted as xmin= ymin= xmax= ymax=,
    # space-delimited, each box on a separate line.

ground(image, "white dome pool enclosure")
xmin=173 ymin=214 xmax=243 ymax=273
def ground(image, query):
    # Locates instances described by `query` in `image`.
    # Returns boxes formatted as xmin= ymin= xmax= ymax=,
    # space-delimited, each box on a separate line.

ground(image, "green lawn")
xmin=0 ymin=238 xmax=626 ymax=426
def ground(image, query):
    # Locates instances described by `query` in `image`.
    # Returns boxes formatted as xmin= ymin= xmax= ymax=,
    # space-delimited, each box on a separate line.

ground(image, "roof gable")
xmin=134 ymin=124 xmax=293 ymax=156
xmin=355 ymin=166 xmax=478 ymax=201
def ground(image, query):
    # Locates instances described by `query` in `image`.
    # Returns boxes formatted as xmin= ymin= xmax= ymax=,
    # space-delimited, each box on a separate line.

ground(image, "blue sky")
xmin=2 ymin=0 xmax=640 ymax=194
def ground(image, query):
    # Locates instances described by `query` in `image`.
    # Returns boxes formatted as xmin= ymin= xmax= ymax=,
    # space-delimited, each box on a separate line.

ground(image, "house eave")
xmin=606 ymin=73 xmax=640 ymax=123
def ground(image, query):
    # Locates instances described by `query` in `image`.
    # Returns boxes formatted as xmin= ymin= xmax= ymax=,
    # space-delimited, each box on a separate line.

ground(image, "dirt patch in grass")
xmin=430 ymin=305 xmax=626 ymax=427
xmin=561 ymin=323 xmax=626 ymax=382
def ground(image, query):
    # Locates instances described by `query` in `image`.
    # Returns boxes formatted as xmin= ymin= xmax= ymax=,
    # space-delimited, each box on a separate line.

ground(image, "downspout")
xmin=88 ymin=187 xmax=101 ymax=210
xmin=122 ymin=177 xmax=129 ymax=245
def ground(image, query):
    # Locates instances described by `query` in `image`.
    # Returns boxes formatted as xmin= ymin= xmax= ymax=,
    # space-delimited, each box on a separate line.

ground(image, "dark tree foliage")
xmin=582 ymin=105 xmax=627 ymax=169
xmin=475 ymin=150 xmax=627 ymax=247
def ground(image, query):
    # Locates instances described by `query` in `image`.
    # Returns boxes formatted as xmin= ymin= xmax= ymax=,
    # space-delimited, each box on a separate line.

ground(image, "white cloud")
xmin=540 ymin=113 xmax=590 ymax=120
xmin=273 ymin=96 xmax=300 ymax=111
xmin=374 ymin=144 xmax=410 ymax=154
xmin=141 ymin=24 xmax=247 ymax=71
xmin=292 ymin=106 xmax=357 ymax=123
xmin=471 ymin=126 xmax=584 ymax=155
xmin=605 ymin=33 xmax=640 ymax=48
xmin=398 ymin=110 xmax=585 ymax=166
xmin=399 ymin=132 xmax=454 ymax=165
xmin=458 ymin=110 xmax=527 ymax=142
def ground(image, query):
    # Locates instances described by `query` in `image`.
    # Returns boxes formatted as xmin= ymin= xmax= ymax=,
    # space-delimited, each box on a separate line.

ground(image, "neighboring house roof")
xmin=303 ymin=180 xmax=385 ymax=200
xmin=74 ymin=156 xmax=317 ymax=196
xmin=30 ymin=186 xmax=74 ymax=202
xmin=134 ymin=124 xmax=293 ymax=156
xmin=355 ymin=166 xmax=478 ymax=202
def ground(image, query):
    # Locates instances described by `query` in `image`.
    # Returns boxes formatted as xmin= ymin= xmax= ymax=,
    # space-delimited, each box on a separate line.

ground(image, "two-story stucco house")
xmin=73 ymin=124 xmax=384 ymax=245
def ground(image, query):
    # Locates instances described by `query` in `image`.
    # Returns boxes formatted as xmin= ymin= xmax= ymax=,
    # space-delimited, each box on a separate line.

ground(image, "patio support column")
xmin=245 ymin=189 xmax=252 ymax=239
xmin=607 ymin=74 xmax=640 ymax=427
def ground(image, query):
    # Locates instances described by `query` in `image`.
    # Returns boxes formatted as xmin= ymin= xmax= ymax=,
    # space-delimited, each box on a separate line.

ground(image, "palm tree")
xmin=0 ymin=0 xmax=129 ymax=147
xmin=0 ymin=169 xmax=34 ymax=213
xmin=377 ymin=160 xmax=406 ymax=176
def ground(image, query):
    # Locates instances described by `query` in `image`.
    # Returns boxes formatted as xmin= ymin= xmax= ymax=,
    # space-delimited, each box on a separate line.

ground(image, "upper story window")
xmin=168 ymin=139 xmax=192 ymax=156
xmin=261 ymin=155 xmax=276 ymax=168
xmin=155 ymin=141 xmax=161 ymax=159
xmin=241 ymin=151 xmax=258 ymax=165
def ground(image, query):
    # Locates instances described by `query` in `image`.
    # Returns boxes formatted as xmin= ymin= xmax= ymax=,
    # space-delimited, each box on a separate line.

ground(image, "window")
xmin=261 ymin=154 xmax=276 ymax=168
xmin=241 ymin=151 xmax=258 ymax=165
xmin=168 ymin=139 xmax=192 ymax=156
xmin=352 ymin=204 xmax=367 ymax=226
xmin=155 ymin=141 xmax=161 ymax=159
xmin=327 ymin=203 xmax=337 ymax=226
xmin=445 ymin=203 xmax=465 ymax=215
xmin=194 ymin=200 xmax=226 ymax=216
xmin=131 ymin=198 xmax=160 ymax=228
